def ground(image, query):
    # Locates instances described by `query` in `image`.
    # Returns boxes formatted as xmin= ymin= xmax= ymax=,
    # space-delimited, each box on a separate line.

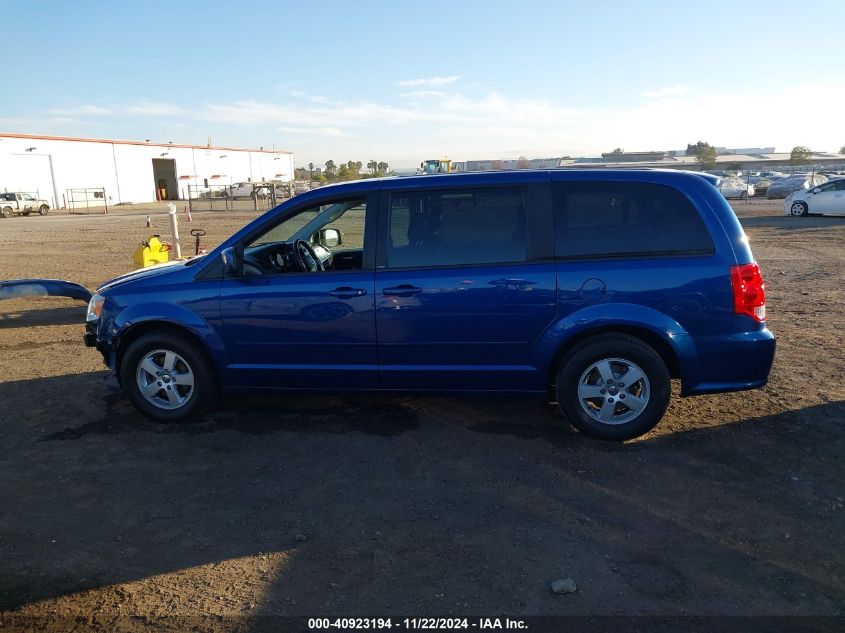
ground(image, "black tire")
xmin=555 ymin=334 xmax=671 ymax=441
xmin=740 ymin=191 xmax=748 ymax=201
xmin=38 ymin=205 xmax=49 ymax=216
xmin=0 ymin=207 xmax=11 ymax=218
xmin=789 ymin=201 xmax=808 ymax=217
xmin=120 ymin=330 xmax=216 ymax=422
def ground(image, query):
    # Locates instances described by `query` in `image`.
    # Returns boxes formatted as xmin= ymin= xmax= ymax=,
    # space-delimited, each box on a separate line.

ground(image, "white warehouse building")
xmin=0 ymin=132 xmax=295 ymax=208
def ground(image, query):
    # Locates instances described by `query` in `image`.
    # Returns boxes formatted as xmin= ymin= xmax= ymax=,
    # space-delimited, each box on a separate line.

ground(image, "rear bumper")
xmin=681 ymin=327 xmax=776 ymax=396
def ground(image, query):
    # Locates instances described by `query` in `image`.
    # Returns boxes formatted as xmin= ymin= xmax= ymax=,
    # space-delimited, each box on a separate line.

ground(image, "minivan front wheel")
xmin=556 ymin=334 xmax=670 ymax=441
xmin=121 ymin=331 xmax=215 ymax=422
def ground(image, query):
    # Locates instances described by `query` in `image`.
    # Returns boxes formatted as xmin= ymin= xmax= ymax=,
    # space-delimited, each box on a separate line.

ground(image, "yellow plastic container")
xmin=132 ymin=235 xmax=171 ymax=268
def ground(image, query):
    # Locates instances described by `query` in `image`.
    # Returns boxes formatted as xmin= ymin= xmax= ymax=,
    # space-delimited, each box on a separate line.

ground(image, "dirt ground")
xmin=0 ymin=199 xmax=843 ymax=628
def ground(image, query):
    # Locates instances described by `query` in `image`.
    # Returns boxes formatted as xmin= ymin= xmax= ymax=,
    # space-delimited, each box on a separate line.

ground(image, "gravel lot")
xmin=0 ymin=200 xmax=843 ymax=627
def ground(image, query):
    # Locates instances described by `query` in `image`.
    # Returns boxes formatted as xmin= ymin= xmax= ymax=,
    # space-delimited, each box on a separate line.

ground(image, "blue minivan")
xmin=84 ymin=170 xmax=775 ymax=440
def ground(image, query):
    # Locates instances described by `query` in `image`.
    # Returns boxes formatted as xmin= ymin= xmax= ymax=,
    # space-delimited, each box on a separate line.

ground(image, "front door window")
xmin=242 ymin=198 xmax=368 ymax=275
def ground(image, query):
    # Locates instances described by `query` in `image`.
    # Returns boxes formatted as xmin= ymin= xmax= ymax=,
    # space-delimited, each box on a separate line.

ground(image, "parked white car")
xmin=719 ymin=178 xmax=755 ymax=200
xmin=221 ymin=182 xmax=272 ymax=199
xmin=784 ymin=178 xmax=845 ymax=216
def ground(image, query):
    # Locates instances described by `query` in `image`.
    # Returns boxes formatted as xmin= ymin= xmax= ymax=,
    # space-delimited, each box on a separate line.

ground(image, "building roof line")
xmin=0 ymin=132 xmax=292 ymax=154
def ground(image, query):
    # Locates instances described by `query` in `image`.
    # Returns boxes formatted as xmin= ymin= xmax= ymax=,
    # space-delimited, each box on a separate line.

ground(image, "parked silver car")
xmin=719 ymin=178 xmax=754 ymax=201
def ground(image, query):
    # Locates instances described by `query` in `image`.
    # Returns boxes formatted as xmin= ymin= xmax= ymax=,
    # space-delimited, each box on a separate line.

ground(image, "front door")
xmin=219 ymin=194 xmax=378 ymax=390
xmin=811 ymin=180 xmax=845 ymax=214
xmin=374 ymin=183 xmax=557 ymax=392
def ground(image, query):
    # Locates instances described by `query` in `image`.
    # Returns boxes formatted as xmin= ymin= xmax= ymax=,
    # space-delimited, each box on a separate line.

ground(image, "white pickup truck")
xmin=0 ymin=192 xmax=50 ymax=217
xmin=221 ymin=182 xmax=272 ymax=200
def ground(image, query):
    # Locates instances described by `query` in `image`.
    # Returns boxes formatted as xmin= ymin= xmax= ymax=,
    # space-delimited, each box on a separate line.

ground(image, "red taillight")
xmin=730 ymin=262 xmax=766 ymax=322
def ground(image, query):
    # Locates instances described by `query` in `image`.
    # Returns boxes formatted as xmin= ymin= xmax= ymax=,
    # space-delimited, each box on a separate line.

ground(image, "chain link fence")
xmin=187 ymin=182 xmax=294 ymax=213
xmin=66 ymin=187 xmax=108 ymax=214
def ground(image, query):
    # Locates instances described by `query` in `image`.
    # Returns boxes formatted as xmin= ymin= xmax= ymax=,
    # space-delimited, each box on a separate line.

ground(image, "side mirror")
xmin=812 ymin=187 xmax=822 ymax=194
xmin=221 ymin=247 xmax=240 ymax=276
xmin=319 ymin=228 xmax=342 ymax=248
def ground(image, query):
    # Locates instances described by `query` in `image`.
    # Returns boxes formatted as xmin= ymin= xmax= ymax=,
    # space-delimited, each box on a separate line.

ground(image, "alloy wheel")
xmin=577 ymin=357 xmax=650 ymax=425
xmin=135 ymin=348 xmax=195 ymax=410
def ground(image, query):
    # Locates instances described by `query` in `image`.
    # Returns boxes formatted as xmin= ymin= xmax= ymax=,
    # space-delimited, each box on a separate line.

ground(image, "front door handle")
xmin=383 ymin=284 xmax=422 ymax=297
xmin=328 ymin=286 xmax=367 ymax=298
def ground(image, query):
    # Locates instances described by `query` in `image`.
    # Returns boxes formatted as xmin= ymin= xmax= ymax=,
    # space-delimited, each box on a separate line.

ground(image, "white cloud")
xmin=48 ymin=105 xmax=113 ymax=116
xmin=125 ymin=102 xmax=188 ymax=116
xmin=278 ymin=126 xmax=350 ymax=137
xmin=396 ymin=75 xmax=461 ymax=87
xmin=399 ymin=90 xmax=446 ymax=98
xmin=33 ymin=81 xmax=845 ymax=165
xmin=641 ymin=84 xmax=691 ymax=99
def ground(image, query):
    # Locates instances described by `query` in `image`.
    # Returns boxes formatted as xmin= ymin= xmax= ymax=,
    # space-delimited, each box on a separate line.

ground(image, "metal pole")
xmin=746 ymin=170 xmax=751 ymax=204
xmin=168 ymin=202 xmax=182 ymax=259
xmin=47 ymin=154 xmax=59 ymax=210
xmin=110 ymin=143 xmax=122 ymax=204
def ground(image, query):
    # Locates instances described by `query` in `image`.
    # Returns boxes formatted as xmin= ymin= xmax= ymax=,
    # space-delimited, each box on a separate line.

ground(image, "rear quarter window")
xmin=553 ymin=181 xmax=714 ymax=259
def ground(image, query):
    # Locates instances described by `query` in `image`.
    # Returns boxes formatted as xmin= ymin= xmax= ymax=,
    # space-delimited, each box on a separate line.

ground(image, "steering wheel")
xmin=291 ymin=239 xmax=324 ymax=273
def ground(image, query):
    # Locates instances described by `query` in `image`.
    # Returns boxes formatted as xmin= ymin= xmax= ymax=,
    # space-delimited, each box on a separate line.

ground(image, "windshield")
xmin=247 ymin=200 xmax=362 ymax=248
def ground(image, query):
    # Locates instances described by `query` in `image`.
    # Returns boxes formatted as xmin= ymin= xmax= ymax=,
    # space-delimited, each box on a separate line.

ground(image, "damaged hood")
xmin=98 ymin=257 xmax=203 ymax=293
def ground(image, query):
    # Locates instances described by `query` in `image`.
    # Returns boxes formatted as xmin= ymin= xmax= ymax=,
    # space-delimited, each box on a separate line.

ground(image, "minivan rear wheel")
xmin=556 ymin=334 xmax=670 ymax=441
xmin=121 ymin=331 xmax=215 ymax=422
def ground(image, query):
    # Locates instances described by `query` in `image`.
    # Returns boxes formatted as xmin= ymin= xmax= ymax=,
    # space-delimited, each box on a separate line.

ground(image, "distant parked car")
xmin=0 ymin=192 xmax=50 ymax=217
xmin=752 ymin=179 xmax=775 ymax=196
xmin=709 ymin=170 xmax=743 ymax=178
xmin=784 ymin=178 xmax=845 ymax=216
xmin=719 ymin=178 xmax=754 ymax=200
xmin=747 ymin=171 xmax=784 ymax=185
xmin=766 ymin=174 xmax=828 ymax=199
xmin=221 ymin=182 xmax=272 ymax=200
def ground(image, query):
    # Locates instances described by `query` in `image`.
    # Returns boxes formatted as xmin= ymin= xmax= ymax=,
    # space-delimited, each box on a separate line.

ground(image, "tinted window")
xmin=387 ymin=187 xmax=527 ymax=268
xmin=553 ymin=182 xmax=714 ymax=258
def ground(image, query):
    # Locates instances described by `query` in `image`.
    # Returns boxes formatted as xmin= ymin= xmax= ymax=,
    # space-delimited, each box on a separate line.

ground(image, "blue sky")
xmin=2 ymin=0 xmax=844 ymax=166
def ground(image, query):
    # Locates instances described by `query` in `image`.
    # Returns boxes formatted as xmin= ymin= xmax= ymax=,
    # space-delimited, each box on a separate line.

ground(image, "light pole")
xmin=22 ymin=147 xmax=60 ymax=210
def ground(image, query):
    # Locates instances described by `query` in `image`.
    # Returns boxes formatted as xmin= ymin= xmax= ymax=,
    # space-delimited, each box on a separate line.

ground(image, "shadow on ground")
xmin=0 ymin=304 xmax=86 ymax=329
xmin=0 ymin=372 xmax=843 ymax=618
xmin=738 ymin=214 xmax=845 ymax=231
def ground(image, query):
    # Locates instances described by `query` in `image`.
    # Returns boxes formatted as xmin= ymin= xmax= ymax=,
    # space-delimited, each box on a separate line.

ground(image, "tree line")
xmin=295 ymin=160 xmax=393 ymax=183
xmin=686 ymin=141 xmax=824 ymax=170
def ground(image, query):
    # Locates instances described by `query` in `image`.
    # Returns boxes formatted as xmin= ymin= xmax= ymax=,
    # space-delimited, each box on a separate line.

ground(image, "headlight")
xmin=86 ymin=293 xmax=105 ymax=322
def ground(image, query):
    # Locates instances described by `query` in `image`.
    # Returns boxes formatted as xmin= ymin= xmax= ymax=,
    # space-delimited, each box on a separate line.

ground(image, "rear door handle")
xmin=328 ymin=286 xmax=367 ymax=298
xmin=383 ymin=284 xmax=422 ymax=297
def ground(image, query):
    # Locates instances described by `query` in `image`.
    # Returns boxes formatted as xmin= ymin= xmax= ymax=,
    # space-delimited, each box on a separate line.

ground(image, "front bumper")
xmin=84 ymin=320 xmax=113 ymax=367
xmin=83 ymin=320 xmax=98 ymax=347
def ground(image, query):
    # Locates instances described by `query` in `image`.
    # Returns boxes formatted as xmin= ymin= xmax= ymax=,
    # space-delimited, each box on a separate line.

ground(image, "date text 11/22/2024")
xmin=307 ymin=617 xmax=528 ymax=629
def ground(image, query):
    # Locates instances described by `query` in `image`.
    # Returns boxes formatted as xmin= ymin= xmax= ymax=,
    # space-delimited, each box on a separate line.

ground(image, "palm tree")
xmin=367 ymin=160 xmax=378 ymax=175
